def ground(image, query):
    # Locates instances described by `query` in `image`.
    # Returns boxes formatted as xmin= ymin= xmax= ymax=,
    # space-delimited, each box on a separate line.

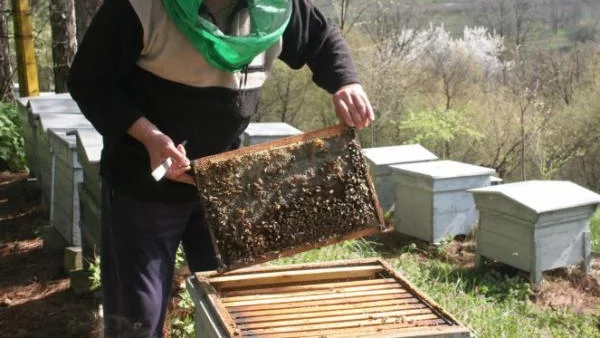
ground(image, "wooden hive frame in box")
xmin=193 ymin=125 xmax=387 ymax=271
xmin=187 ymin=258 xmax=472 ymax=337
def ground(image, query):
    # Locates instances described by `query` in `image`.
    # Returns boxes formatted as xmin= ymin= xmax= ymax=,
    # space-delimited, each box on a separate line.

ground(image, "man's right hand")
xmin=128 ymin=117 xmax=195 ymax=185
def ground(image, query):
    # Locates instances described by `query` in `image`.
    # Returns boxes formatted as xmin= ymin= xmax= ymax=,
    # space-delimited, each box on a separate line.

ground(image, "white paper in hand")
xmin=151 ymin=157 xmax=173 ymax=181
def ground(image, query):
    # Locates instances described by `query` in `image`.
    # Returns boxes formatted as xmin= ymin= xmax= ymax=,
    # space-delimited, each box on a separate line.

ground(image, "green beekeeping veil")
xmin=163 ymin=0 xmax=292 ymax=73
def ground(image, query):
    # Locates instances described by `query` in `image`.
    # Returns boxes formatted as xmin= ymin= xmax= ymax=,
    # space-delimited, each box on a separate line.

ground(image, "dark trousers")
xmin=100 ymin=180 xmax=217 ymax=337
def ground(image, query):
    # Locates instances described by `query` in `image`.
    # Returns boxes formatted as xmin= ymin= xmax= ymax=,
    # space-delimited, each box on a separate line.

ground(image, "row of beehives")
xmin=363 ymin=145 xmax=600 ymax=284
xmin=15 ymin=93 xmax=309 ymax=267
xmin=17 ymin=92 xmax=600 ymax=285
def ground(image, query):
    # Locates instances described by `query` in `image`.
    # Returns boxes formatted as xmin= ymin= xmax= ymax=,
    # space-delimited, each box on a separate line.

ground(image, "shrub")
xmin=0 ymin=103 xmax=26 ymax=172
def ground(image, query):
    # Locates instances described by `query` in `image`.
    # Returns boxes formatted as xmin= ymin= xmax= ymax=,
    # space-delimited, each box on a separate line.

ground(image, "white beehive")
xmin=363 ymin=145 xmax=438 ymax=212
xmin=48 ymin=129 xmax=93 ymax=246
xmin=241 ymin=122 xmax=302 ymax=146
xmin=470 ymin=180 xmax=600 ymax=284
xmin=33 ymin=114 xmax=92 ymax=210
xmin=75 ymin=128 xmax=103 ymax=260
xmin=17 ymin=94 xmax=81 ymax=176
xmin=391 ymin=160 xmax=495 ymax=243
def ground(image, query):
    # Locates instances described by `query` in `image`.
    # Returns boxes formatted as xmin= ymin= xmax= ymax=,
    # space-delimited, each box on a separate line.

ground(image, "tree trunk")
xmin=75 ymin=0 xmax=101 ymax=44
xmin=49 ymin=0 xmax=76 ymax=93
xmin=0 ymin=0 xmax=15 ymax=101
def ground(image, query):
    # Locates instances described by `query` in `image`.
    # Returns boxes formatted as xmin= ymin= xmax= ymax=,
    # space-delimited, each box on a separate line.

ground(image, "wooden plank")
xmin=235 ymin=303 xmax=427 ymax=325
xmin=199 ymin=258 xmax=384 ymax=279
xmin=240 ymin=315 xmax=443 ymax=336
xmin=297 ymin=325 xmax=471 ymax=338
xmin=224 ymin=288 xmax=407 ymax=308
xmin=221 ymin=278 xmax=396 ymax=297
xmin=194 ymin=279 xmax=239 ymax=338
xmin=208 ymin=265 xmax=384 ymax=289
xmin=379 ymin=260 xmax=462 ymax=327
xmin=221 ymin=281 xmax=400 ymax=303
xmin=231 ymin=298 xmax=421 ymax=319
xmin=227 ymin=292 xmax=414 ymax=313
xmin=238 ymin=309 xmax=435 ymax=331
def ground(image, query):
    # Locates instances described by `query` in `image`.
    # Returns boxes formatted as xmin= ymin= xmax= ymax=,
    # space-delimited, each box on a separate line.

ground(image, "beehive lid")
xmin=191 ymin=258 xmax=472 ymax=337
xmin=391 ymin=160 xmax=495 ymax=180
xmin=243 ymin=122 xmax=302 ymax=137
xmin=27 ymin=94 xmax=80 ymax=115
xmin=74 ymin=129 xmax=103 ymax=164
xmin=36 ymin=114 xmax=92 ymax=132
xmin=193 ymin=125 xmax=385 ymax=271
xmin=470 ymin=180 xmax=600 ymax=214
xmin=363 ymin=144 xmax=438 ymax=175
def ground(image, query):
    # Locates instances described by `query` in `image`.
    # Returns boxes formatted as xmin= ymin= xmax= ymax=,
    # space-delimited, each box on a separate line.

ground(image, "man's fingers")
xmin=168 ymin=172 xmax=196 ymax=186
xmin=334 ymin=96 xmax=354 ymax=127
xmin=177 ymin=143 xmax=187 ymax=157
xmin=333 ymin=84 xmax=375 ymax=129
xmin=342 ymin=93 xmax=365 ymax=129
xmin=164 ymin=143 xmax=190 ymax=168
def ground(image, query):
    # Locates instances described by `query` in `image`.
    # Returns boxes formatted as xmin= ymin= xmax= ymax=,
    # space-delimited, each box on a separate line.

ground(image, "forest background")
xmin=2 ymin=0 xmax=600 ymax=190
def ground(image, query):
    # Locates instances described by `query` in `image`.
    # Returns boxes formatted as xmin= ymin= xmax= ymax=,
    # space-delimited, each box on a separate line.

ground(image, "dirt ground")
xmin=0 ymin=172 xmax=100 ymax=337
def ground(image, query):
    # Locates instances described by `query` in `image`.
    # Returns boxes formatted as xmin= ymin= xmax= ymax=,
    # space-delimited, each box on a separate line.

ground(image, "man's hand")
xmin=128 ymin=117 xmax=196 ymax=186
xmin=333 ymin=83 xmax=375 ymax=129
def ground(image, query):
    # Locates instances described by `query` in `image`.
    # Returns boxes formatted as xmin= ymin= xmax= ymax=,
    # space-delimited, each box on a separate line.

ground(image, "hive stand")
xmin=391 ymin=160 xmax=495 ymax=244
xmin=362 ymin=144 xmax=438 ymax=213
xmin=470 ymin=180 xmax=600 ymax=285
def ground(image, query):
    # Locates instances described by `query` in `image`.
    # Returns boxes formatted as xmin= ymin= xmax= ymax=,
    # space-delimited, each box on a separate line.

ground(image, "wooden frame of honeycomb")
xmin=193 ymin=125 xmax=386 ymax=271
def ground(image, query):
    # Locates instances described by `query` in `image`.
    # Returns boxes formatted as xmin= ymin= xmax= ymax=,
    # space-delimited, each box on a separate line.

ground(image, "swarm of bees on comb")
xmin=193 ymin=126 xmax=384 ymax=271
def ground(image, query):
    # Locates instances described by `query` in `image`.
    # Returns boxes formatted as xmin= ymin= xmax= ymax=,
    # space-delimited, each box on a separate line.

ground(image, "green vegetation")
xmin=0 ymin=103 xmax=26 ymax=171
xmin=591 ymin=208 xmax=600 ymax=252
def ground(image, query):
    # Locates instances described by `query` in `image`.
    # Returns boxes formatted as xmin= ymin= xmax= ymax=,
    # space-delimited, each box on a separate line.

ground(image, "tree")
xmin=49 ymin=0 xmax=76 ymax=92
xmin=74 ymin=0 xmax=101 ymax=44
xmin=0 ymin=0 xmax=14 ymax=101
xmin=473 ymin=0 xmax=535 ymax=47
xmin=332 ymin=0 xmax=374 ymax=35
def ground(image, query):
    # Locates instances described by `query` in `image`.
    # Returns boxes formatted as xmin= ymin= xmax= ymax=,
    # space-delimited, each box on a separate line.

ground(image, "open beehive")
xmin=187 ymin=258 xmax=472 ymax=337
xmin=193 ymin=125 xmax=385 ymax=271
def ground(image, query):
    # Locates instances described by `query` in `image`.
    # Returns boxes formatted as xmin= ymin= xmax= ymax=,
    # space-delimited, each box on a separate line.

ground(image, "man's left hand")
xmin=333 ymin=83 xmax=375 ymax=129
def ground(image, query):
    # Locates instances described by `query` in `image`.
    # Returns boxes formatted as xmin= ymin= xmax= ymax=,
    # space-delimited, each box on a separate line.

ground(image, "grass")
xmin=392 ymin=248 xmax=599 ymax=338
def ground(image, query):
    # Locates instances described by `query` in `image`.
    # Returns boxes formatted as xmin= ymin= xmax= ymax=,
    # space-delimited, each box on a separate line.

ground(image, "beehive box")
xmin=33 ymin=114 xmax=92 ymax=209
xmin=470 ymin=180 xmax=600 ymax=284
xmin=48 ymin=129 xmax=91 ymax=246
xmin=75 ymin=128 xmax=103 ymax=204
xmin=186 ymin=258 xmax=472 ymax=337
xmin=362 ymin=145 xmax=438 ymax=212
xmin=241 ymin=122 xmax=302 ymax=146
xmin=391 ymin=160 xmax=495 ymax=244
xmin=193 ymin=125 xmax=385 ymax=271
xmin=74 ymin=129 xmax=103 ymax=261
xmin=17 ymin=94 xmax=81 ymax=176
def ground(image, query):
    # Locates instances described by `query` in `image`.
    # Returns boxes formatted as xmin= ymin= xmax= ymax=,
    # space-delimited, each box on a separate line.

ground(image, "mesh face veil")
xmin=163 ymin=0 xmax=292 ymax=72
